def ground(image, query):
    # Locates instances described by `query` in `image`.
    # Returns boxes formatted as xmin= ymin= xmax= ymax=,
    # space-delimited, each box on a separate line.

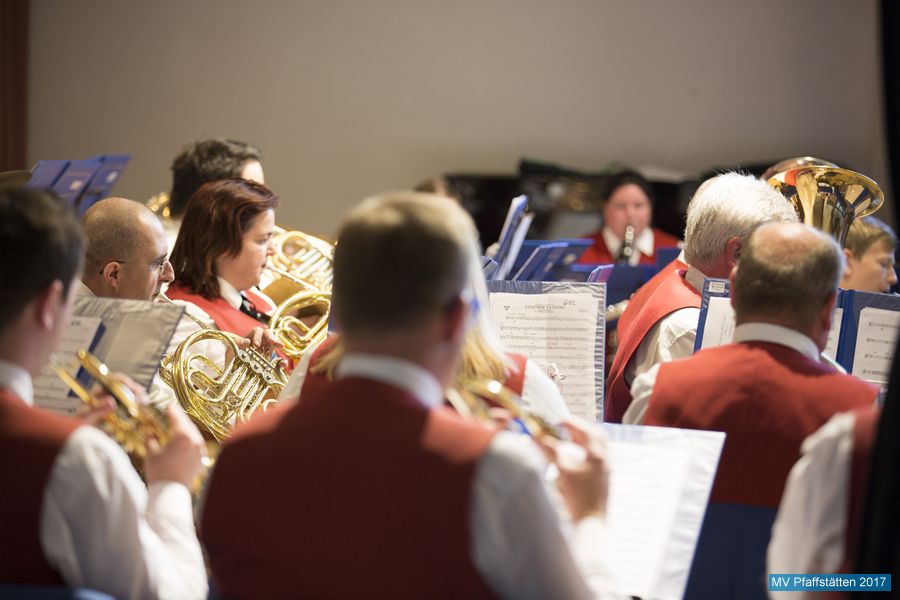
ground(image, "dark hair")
xmin=0 ymin=188 xmax=83 ymax=332
xmin=602 ymin=170 xmax=653 ymax=204
xmin=333 ymin=192 xmax=471 ymax=335
xmin=168 ymin=138 xmax=262 ymax=216
xmin=170 ymin=179 xmax=279 ymax=299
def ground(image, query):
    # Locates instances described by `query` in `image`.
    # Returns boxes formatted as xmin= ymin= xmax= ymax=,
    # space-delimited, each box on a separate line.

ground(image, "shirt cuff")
xmin=147 ymin=481 xmax=195 ymax=529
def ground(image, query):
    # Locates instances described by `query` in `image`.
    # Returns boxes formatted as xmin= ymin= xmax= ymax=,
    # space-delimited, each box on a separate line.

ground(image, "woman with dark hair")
xmin=165 ymin=179 xmax=279 ymax=338
xmin=577 ymin=170 xmax=681 ymax=265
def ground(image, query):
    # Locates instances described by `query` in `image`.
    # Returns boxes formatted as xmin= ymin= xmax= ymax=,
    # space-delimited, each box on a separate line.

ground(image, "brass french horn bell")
xmin=269 ymin=288 xmax=331 ymax=361
xmin=767 ymin=166 xmax=884 ymax=246
xmin=447 ymin=379 xmax=565 ymax=439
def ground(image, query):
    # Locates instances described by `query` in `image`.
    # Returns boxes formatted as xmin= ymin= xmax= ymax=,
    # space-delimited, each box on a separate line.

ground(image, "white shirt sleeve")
xmin=623 ymin=363 xmax=662 ymax=425
xmin=767 ymin=411 xmax=855 ymax=591
xmin=471 ymin=432 xmax=621 ymax=599
xmin=40 ymin=426 xmax=207 ymax=600
xmin=624 ymin=306 xmax=700 ymax=389
xmin=276 ymin=338 xmax=320 ymax=403
xmin=521 ymin=359 xmax=571 ymax=423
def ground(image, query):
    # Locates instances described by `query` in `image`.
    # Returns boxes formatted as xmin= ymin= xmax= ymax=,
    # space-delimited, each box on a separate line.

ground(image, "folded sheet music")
xmin=598 ymin=424 xmax=725 ymax=600
xmin=34 ymin=316 xmax=104 ymax=415
xmin=34 ymin=298 xmax=184 ymax=416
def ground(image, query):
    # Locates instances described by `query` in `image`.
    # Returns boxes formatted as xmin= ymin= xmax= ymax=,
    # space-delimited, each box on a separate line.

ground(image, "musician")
xmin=0 ymin=188 xmax=207 ymax=598
xmin=80 ymin=197 xmax=174 ymax=300
xmin=165 ymin=138 xmax=264 ymax=249
xmin=605 ymin=172 xmax=796 ymax=422
xmin=627 ymin=222 xmax=877 ymax=598
xmin=283 ymin=211 xmax=571 ymax=424
xmin=840 ymin=216 xmax=898 ymax=293
xmin=166 ymin=179 xmax=280 ymax=343
xmin=201 ymin=192 xmax=615 ymax=599
xmin=768 ymin=404 xmax=881 ymax=592
xmin=577 ymin=170 xmax=680 ymax=266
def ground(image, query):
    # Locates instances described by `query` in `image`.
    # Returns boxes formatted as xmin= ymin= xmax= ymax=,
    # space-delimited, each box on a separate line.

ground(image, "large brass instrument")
xmin=159 ymin=328 xmax=289 ymax=442
xmin=760 ymin=156 xmax=838 ymax=183
xmin=767 ymin=166 xmax=884 ymax=246
xmin=269 ymin=288 xmax=331 ymax=360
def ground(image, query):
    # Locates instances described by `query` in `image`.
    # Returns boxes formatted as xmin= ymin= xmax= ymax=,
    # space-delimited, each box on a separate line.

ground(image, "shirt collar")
xmin=0 ymin=359 xmax=33 ymax=405
xmin=684 ymin=265 xmax=707 ymax=294
xmin=336 ymin=353 xmax=445 ymax=409
xmin=733 ymin=322 xmax=820 ymax=362
xmin=600 ymin=227 xmax=655 ymax=266
xmin=218 ymin=277 xmax=243 ymax=309
xmin=75 ymin=280 xmax=95 ymax=297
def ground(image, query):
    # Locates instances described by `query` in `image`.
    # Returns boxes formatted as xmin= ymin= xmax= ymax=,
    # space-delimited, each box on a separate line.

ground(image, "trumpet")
xmin=447 ymin=379 xmax=565 ymax=439
xmin=53 ymin=349 xmax=169 ymax=460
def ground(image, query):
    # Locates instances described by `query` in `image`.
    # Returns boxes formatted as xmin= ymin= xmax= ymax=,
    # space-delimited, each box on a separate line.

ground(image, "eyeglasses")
xmin=98 ymin=258 xmax=170 ymax=276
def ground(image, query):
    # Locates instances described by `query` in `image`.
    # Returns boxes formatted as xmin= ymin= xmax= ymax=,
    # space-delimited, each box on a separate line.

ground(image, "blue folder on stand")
xmin=510 ymin=239 xmax=592 ymax=278
xmin=694 ymin=278 xmax=732 ymax=352
xmin=513 ymin=242 xmax=568 ymax=281
xmin=26 ymin=160 xmax=70 ymax=189
xmin=834 ymin=289 xmax=900 ymax=375
xmin=76 ymin=155 xmax=130 ymax=215
xmin=49 ymin=159 xmax=103 ymax=207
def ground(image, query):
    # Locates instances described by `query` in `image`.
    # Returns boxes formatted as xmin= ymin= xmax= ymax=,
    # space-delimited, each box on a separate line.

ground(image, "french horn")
xmin=159 ymin=328 xmax=289 ymax=442
xmin=767 ymin=166 xmax=884 ymax=246
xmin=447 ymin=379 xmax=564 ymax=439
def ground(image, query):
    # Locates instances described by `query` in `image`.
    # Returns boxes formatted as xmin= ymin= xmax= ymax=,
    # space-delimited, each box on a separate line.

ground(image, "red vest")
xmin=201 ymin=378 xmax=499 ymax=599
xmin=645 ymin=342 xmax=878 ymax=507
xmin=616 ymin=258 xmax=687 ymax=339
xmin=605 ymin=268 xmax=700 ymax=423
xmin=166 ymin=281 xmax=270 ymax=338
xmin=301 ymin=335 xmax=529 ymax=401
xmin=842 ymin=404 xmax=881 ymax=572
xmin=577 ymin=227 xmax=681 ymax=265
xmin=0 ymin=390 xmax=80 ymax=585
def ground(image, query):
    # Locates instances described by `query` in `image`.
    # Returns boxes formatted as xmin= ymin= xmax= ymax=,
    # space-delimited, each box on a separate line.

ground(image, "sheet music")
xmin=851 ymin=307 xmax=900 ymax=384
xmin=34 ymin=316 xmax=103 ymax=415
xmin=600 ymin=424 xmax=725 ymax=600
xmin=700 ymin=300 xmax=843 ymax=359
xmin=490 ymin=291 xmax=600 ymax=421
xmin=698 ymin=296 xmax=735 ymax=349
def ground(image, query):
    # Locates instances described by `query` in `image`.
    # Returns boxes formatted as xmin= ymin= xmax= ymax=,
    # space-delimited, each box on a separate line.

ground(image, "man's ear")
xmin=32 ymin=280 xmax=65 ymax=330
xmin=842 ymin=248 xmax=855 ymax=279
xmin=440 ymin=296 xmax=468 ymax=344
xmin=101 ymin=262 xmax=121 ymax=290
xmin=725 ymin=237 xmax=742 ymax=269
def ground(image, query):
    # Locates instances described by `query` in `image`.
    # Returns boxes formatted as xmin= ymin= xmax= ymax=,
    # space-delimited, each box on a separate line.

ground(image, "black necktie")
xmin=239 ymin=293 xmax=268 ymax=324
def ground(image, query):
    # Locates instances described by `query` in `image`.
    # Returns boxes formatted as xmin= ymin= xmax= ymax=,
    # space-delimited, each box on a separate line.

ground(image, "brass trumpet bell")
xmin=767 ymin=166 xmax=884 ymax=246
xmin=54 ymin=349 xmax=169 ymax=460
xmin=159 ymin=329 xmax=288 ymax=441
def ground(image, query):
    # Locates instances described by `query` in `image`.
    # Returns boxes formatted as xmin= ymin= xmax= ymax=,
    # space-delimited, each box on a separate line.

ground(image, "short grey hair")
xmin=732 ymin=222 xmax=843 ymax=328
xmin=684 ymin=172 xmax=797 ymax=271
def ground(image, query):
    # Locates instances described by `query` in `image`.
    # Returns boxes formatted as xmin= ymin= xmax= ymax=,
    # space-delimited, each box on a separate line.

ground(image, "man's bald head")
xmin=732 ymin=222 xmax=843 ymax=330
xmin=82 ymin=198 xmax=173 ymax=300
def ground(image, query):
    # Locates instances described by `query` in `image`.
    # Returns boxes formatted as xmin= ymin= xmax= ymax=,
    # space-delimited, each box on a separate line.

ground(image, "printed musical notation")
xmin=852 ymin=307 xmax=900 ymax=384
xmin=34 ymin=316 xmax=103 ymax=415
xmin=489 ymin=292 xmax=601 ymax=421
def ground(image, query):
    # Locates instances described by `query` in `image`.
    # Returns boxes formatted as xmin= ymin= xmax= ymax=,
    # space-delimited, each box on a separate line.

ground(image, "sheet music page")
xmin=851 ymin=307 xmax=900 ymax=384
xmin=699 ymin=296 xmax=735 ymax=349
xmin=600 ymin=424 xmax=725 ymax=600
xmin=823 ymin=307 xmax=842 ymax=361
xmin=490 ymin=291 xmax=600 ymax=421
xmin=34 ymin=316 xmax=103 ymax=415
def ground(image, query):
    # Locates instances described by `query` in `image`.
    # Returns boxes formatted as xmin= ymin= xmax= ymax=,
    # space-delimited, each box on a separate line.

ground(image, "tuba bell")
xmin=767 ymin=166 xmax=884 ymax=246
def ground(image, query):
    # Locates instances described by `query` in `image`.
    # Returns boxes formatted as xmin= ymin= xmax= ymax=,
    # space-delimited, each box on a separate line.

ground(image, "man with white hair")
xmin=605 ymin=172 xmax=797 ymax=422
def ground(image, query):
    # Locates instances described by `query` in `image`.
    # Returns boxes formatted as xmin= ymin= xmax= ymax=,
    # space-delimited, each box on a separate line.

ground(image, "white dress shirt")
xmin=625 ymin=322 xmax=822 ymax=424
xmin=336 ymin=354 xmax=617 ymax=599
xmin=622 ymin=265 xmax=705 ymax=392
xmin=601 ymin=226 xmax=656 ymax=267
xmin=0 ymin=359 xmax=207 ymax=600
xmin=767 ymin=410 xmax=857 ymax=597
